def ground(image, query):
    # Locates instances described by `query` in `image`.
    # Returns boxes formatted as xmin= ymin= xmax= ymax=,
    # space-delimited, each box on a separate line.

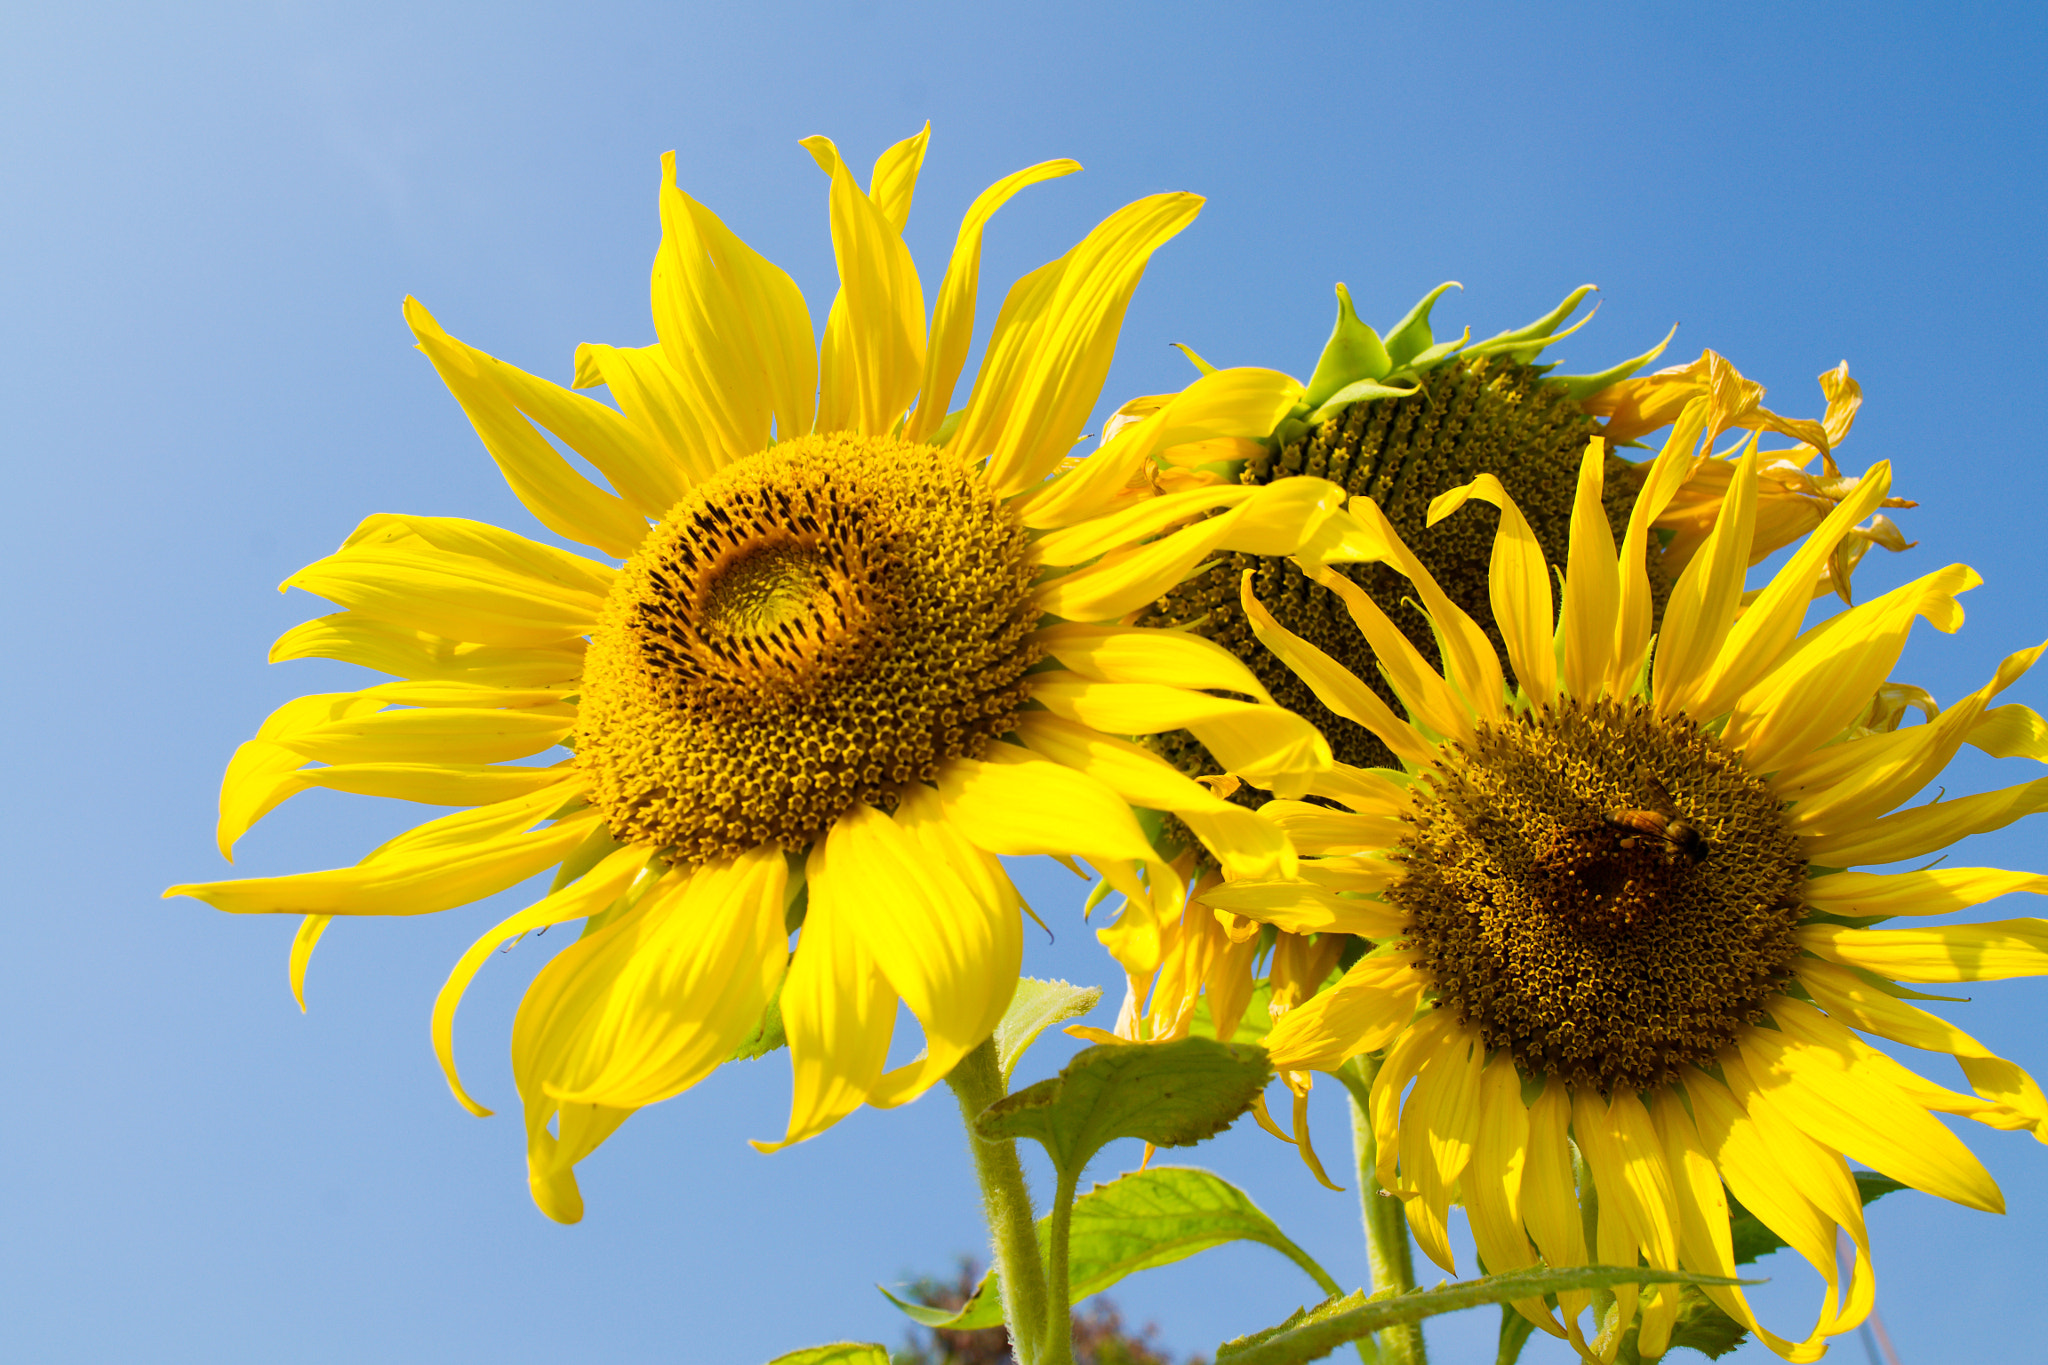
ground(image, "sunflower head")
xmin=1237 ymin=406 xmax=2047 ymax=1360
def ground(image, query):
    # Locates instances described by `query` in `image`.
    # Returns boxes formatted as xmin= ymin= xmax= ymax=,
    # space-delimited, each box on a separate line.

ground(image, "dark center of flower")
xmin=1143 ymin=357 xmax=1660 ymax=788
xmin=1392 ymin=697 xmax=1805 ymax=1094
xmin=576 ymin=432 xmax=1040 ymax=864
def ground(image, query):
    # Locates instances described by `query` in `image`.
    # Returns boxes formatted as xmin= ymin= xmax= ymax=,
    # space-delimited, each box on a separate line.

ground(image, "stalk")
xmin=946 ymin=1038 xmax=1049 ymax=1365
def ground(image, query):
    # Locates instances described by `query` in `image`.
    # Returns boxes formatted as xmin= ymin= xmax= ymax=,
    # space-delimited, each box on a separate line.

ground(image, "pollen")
xmin=1391 ymin=697 xmax=1805 ymax=1094
xmin=575 ymin=432 xmax=1040 ymax=865
xmin=1145 ymin=357 xmax=1660 ymax=782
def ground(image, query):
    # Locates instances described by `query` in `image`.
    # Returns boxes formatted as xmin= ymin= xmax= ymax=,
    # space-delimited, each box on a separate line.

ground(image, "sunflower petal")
xmin=1237 ymin=574 xmax=1437 ymax=766
xmin=1557 ymin=441 xmax=1621 ymax=699
xmin=1428 ymin=473 xmax=1556 ymax=705
xmin=1803 ymin=777 xmax=2048 ymax=867
xmin=1801 ymin=866 xmax=2048 ymax=918
xmin=803 ymin=135 xmax=928 ymax=436
xmin=1798 ymin=918 xmax=2048 ymax=982
xmin=1261 ymin=950 xmax=1421 ymax=1074
xmin=1654 ymin=444 xmax=1759 ymax=719
xmin=570 ymin=341 xmax=716 ymax=494
xmin=270 ymin=613 xmax=585 ymax=687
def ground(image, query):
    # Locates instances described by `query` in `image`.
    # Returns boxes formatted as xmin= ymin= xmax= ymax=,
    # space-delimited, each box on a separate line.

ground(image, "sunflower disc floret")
xmin=578 ymin=433 xmax=1040 ymax=863
xmin=1396 ymin=696 xmax=1804 ymax=1094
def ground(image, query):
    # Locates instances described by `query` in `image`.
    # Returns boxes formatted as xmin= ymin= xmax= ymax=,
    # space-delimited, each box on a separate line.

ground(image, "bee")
xmin=1604 ymin=769 xmax=1709 ymax=863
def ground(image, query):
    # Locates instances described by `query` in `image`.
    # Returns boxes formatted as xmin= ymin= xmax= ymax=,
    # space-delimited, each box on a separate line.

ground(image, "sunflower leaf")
xmin=995 ymin=978 xmax=1102 ymax=1086
xmin=976 ymin=1038 xmax=1271 ymax=1178
xmin=763 ymin=1343 xmax=889 ymax=1365
xmin=1214 ymin=1266 xmax=1751 ymax=1365
xmin=879 ymin=1165 xmax=1339 ymax=1333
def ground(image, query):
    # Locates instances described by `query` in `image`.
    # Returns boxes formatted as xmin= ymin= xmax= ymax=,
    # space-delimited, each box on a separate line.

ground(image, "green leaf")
xmin=995 ymin=978 xmax=1102 ymax=1086
xmin=1729 ymin=1171 xmax=1907 ymax=1265
xmin=764 ymin=1343 xmax=890 ymax=1365
xmin=1304 ymin=283 xmax=1393 ymax=407
xmin=976 ymin=1038 xmax=1273 ymax=1178
xmin=1609 ymin=1283 xmax=1752 ymax=1363
xmin=1381 ymin=281 xmax=1461 ymax=371
xmin=883 ymin=1166 xmax=1341 ymax=1333
xmin=1213 ymin=1266 xmax=1750 ymax=1365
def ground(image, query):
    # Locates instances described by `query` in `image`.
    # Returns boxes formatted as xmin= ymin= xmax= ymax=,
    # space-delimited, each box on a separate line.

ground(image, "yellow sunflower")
xmin=163 ymin=125 xmax=1368 ymax=1222
xmin=1236 ymin=406 xmax=2048 ymax=1360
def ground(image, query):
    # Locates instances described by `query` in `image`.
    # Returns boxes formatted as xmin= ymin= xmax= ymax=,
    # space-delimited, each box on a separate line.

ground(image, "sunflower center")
xmin=1392 ymin=697 xmax=1805 ymax=1094
xmin=1143 ymin=356 xmax=1660 ymax=789
xmin=576 ymin=432 xmax=1041 ymax=865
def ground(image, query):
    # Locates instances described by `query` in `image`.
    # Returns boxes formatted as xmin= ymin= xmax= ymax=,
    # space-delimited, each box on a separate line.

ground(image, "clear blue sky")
xmin=4 ymin=2 xmax=2045 ymax=1361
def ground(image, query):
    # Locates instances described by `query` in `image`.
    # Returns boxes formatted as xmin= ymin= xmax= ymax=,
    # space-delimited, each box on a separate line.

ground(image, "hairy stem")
xmin=946 ymin=1038 xmax=1048 ymax=1365
xmin=1039 ymin=1164 xmax=1083 ymax=1365
xmin=1340 ymin=1056 xmax=1427 ymax=1365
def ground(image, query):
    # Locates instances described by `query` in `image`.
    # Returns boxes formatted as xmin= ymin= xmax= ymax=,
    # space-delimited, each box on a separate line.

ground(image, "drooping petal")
xmin=1466 ymin=1054 xmax=1557 ymax=1337
xmin=1027 ymin=673 xmax=1330 ymax=799
xmin=759 ymin=832 xmax=897 ymax=1151
xmin=1261 ymin=950 xmax=1422 ymax=1073
xmin=435 ymin=845 xmax=651 ymax=1115
xmin=1236 ymin=574 xmax=1437 ymax=766
xmin=1427 ymin=473 xmax=1556 ymax=705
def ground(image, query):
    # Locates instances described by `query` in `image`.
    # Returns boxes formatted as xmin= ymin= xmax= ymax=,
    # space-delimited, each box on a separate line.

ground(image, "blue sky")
xmin=3 ymin=2 xmax=2045 ymax=1361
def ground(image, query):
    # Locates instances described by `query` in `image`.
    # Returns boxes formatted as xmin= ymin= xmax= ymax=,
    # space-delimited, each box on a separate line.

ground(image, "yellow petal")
xmin=1466 ymin=1054 xmax=1559 ymax=1337
xmin=434 ymin=845 xmax=651 ymax=1115
xmin=957 ymin=192 xmax=1203 ymax=496
xmin=1257 ymin=800 xmax=1404 ymax=856
xmin=1194 ymin=879 xmax=1404 ymax=937
xmin=1797 ymin=958 xmax=2048 ymax=1137
xmin=1262 ymin=949 xmax=1421 ymax=1073
xmin=802 ymin=135 xmax=927 ymax=436
xmin=1339 ymin=496 xmax=1504 ymax=725
xmin=904 ymin=157 xmax=1079 ymax=443
xmin=1724 ymin=563 xmax=1978 ymax=774
xmin=524 ymin=1099 xmax=635 ymax=1225
xmin=1801 ymin=866 xmax=2048 ymax=918
xmin=1798 ymin=918 xmax=2048 ymax=982
xmin=270 ymin=612 xmax=584 ymax=687
xmin=1556 ymin=441 xmax=1620 ymax=700
xmin=757 ymin=835 xmax=898 ymax=1151
xmin=405 ymin=298 xmax=651 ymax=556
xmin=1519 ymin=1079 xmax=1593 ymax=1335
xmin=1776 ymin=640 xmax=2045 ymax=837
xmin=1034 ymin=623 xmax=1273 ymax=702
xmin=264 ymin=706 xmax=573 ymax=767
xmin=1687 ymin=461 xmax=1895 ymax=720
xmin=1427 ymin=473 xmax=1555 ymax=705
xmin=287 ymin=914 xmax=331 ymax=1012
xmin=1802 ymin=776 xmax=2048 ymax=867
xmin=1654 ymin=444 xmax=1759 ymax=720
xmin=524 ymin=847 xmax=789 ymax=1109
xmin=1028 ymin=673 xmax=1331 ymax=799
xmin=825 ymin=799 xmax=1021 ymax=1109
xmin=570 ymin=341 xmax=715 ymax=494
xmin=1743 ymin=999 xmax=2002 ymax=1212
xmin=284 ymin=541 xmax=602 ymax=650
xmin=1018 ymin=367 xmax=1305 ymax=530
xmin=652 ymin=152 xmax=817 ymax=458
xmin=1612 ymin=406 xmax=1708 ymax=697
xmin=1403 ymin=1027 xmax=1481 ymax=1273
xmin=1237 ymin=570 xmax=1438 ymax=767
xmin=1368 ymin=1006 xmax=1458 ymax=1196
xmin=167 ymin=802 xmax=597 ymax=918
xmin=1033 ymin=477 xmax=1346 ymax=622
xmin=216 ymin=691 xmax=386 ymax=858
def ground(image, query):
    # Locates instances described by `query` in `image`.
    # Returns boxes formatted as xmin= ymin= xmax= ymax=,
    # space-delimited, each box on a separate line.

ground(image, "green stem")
xmin=1340 ymin=1056 xmax=1427 ymax=1365
xmin=1040 ymin=1164 xmax=1083 ymax=1365
xmin=946 ymin=1038 xmax=1049 ymax=1365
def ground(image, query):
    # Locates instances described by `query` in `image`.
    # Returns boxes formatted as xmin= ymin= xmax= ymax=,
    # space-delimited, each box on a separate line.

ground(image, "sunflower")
xmin=163 ymin=126 xmax=1370 ymax=1222
xmin=1232 ymin=404 xmax=2048 ymax=1360
xmin=1141 ymin=282 xmax=1914 ymax=785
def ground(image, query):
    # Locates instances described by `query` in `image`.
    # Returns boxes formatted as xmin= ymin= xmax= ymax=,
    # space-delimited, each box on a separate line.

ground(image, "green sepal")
xmin=994 ymin=977 xmax=1103 ymax=1086
xmin=1611 ymin=1283 xmax=1752 ymax=1363
xmin=1405 ymin=327 xmax=1470 ymax=371
xmin=882 ymin=1165 xmax=1341 ymax=1333
xmin=1553 ymin=323 xmax=1680 ymax=401
xmin=1304 ymin=283 xmax=1393 ymax=407
xmin=1305 ymin=377 xmax=1420 ymax=428
xmin=1464 ymin=284 xmax=1597 ymax=362
xmin=1214 ymin=1266 xmax=1750 ymax=1365
xmin=925 ymin=408 xmax=966 ymax=447
xmin=976 ymin=1037 xmax=1272 ymax=1178
xmin=1381 ymin=281 xmax=1462 ymax=370
xmin=763 ymin=1344 xmax=890 ymax=1365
